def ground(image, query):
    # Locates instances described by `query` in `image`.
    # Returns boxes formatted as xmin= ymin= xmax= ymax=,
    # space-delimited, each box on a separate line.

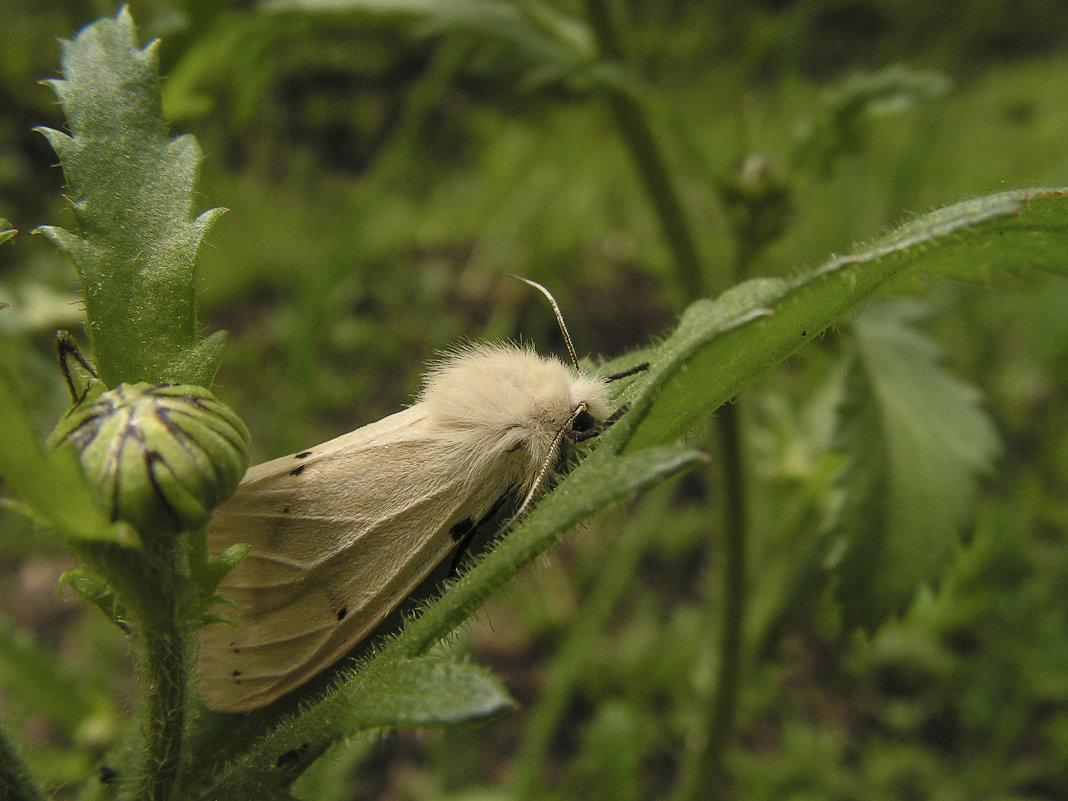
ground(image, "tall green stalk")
xmin=582 ymin=0 xmax=706 ymax=300
xmin=581 ymin=2 xmax=749 ymax=798
xmin=673 ymin=401 xmax=747 ymax=800
xmin=78 ymin=538 xmax=193 ymax=801
xmin=133 ymin=554 xmax=190 ymax=801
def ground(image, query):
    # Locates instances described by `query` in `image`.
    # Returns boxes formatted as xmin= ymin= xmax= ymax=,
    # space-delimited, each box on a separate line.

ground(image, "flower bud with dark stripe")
xmin=49 ymin=383 xmax=250 ymax=538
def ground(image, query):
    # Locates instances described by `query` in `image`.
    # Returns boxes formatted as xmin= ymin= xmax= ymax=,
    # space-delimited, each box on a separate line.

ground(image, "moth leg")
xmin=568 ymin=402 xmax=632 ymax=443
xmin=447 ymin=490 xmax=516 ymax=574
xmin=601 ymin=402 xmax=631 ymax=426
xmin=569 ymin=426 xmax=602 ymax=443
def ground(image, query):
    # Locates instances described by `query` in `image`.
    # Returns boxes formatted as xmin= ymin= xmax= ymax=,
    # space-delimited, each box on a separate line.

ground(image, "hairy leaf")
xmin=195 ymin=658 xmax=513 ymax=799
xmin=186 ymin=443 xmax=703 ymax=784
xmin=34 ymin=8 xmax=225 ymax=387
xmin=392 ymin=444 xmax=707 ymax=658
xmin=0 ymin=727 xmax=46 ymax=801
xmin=615 ymin=188 xmax=1068 ymax=452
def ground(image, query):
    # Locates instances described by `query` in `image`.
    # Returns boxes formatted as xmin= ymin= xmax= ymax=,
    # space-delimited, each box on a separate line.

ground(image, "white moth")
xmin=198 ymin=278 xmax=631 ymax=712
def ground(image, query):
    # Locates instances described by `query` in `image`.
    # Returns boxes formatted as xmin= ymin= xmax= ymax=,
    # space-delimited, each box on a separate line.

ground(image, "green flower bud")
xmin=49 ymin=383 xmax=250 ymax=538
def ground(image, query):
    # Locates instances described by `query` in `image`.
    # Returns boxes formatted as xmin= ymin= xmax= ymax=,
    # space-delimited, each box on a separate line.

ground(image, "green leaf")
xmin=828 ymin=301 xmax=1001 ymax=630
xmin=795 ymin=65 xmax=952 ymax=172
xmin=333 ymin=657 xmax=514 ymax=728
xmin=33 ymin=8 xmax=225 ymax=387
xmin=0 ymin=366 xmax=134 ymax=546
xmin=56 ymin=567 xmax=130 ymax=630
xmin=617 ymin=188 xmax=1068 ymax=452
xmin=195 ymin=658 xmax=513 ymax=799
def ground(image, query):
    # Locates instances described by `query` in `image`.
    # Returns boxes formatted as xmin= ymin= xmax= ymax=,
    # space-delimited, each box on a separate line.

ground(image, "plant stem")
xmin=582 ymin=0 xmax=706 ymax=300
xmin=133 ymin=610 xmax=188 ymax=801
xmin=84 ymin=541 xmax=190 ymax=801
xmin=582 ymin=3 xmax=750 ymax=798
xmin=673 ymin=402 xmax=747 ymax=801
xmin=0 ymin=727 xmax=46 ymax=801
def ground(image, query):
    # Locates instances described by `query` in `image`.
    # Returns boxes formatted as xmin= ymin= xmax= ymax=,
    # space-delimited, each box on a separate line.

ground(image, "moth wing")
xmin=197 ymin=406 xmax=515 ymax=712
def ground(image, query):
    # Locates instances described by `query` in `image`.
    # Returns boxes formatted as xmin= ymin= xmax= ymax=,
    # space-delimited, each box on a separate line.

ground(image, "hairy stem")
xmin=82 ymin=540 xmax=191 ymax=801
xmin=0 ymin=727 xmax=46 ymax=801
xmin=132 ymin=612 xmax=188 ymax=801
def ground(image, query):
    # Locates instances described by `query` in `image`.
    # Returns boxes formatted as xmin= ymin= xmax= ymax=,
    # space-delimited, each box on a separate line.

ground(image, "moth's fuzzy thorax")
xmin=418 ymin=344 xmax=609 ymax=476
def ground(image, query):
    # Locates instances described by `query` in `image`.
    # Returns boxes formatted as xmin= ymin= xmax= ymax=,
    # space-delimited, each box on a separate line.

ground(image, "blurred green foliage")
xmin=1 ymin=1 xmax=1067 ymax=800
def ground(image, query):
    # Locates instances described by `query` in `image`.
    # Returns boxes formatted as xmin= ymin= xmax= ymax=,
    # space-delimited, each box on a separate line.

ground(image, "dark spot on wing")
xmin=289 ymin=464 xmax=306 ymax=477
xmin=282 ymin=506 xmax=291 ymax=514
xmin=336 ymin=606 xmax=348 ymax=621
xmin=295 ymin=450 xmax=313 ymax=458
xmin=231 ymin=670 xmax=242 ymax=677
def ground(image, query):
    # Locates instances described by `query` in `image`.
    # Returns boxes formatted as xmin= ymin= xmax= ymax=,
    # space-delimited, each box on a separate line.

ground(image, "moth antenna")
xmin=505 ymin=401 xmax=589 ymax=528
xmin=508 ymin=274 xmax=580 ymax=373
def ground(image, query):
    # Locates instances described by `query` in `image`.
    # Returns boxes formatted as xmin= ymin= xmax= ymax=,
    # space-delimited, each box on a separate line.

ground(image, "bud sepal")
xmin=48 ymin=383 xmax=250 ymax=539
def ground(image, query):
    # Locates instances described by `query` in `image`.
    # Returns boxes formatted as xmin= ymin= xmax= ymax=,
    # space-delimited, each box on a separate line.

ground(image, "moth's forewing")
xmin=197 ymin=407 xmax=521 ymax=712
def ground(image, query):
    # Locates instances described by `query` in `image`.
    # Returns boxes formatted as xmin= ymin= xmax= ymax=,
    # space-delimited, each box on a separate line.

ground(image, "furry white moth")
xmin=198 ymin=278 xmax=627 ymax=712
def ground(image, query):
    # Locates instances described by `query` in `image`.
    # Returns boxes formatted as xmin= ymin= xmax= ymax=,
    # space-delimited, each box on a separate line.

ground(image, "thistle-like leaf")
xmin=34 ymin=8 xmax=225 ymax=387
xmin=828 ymin=301 xmax=1001 ymax=630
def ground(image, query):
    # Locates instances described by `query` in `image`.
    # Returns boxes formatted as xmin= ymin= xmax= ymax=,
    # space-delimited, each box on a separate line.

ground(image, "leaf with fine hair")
xmin=193 ymin=658 xmax=514 ymax=800
xmin=613 ymin=188 xmax=1068 ymax=453
xmin=34 ymin=8 xmax=225 ymax=388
